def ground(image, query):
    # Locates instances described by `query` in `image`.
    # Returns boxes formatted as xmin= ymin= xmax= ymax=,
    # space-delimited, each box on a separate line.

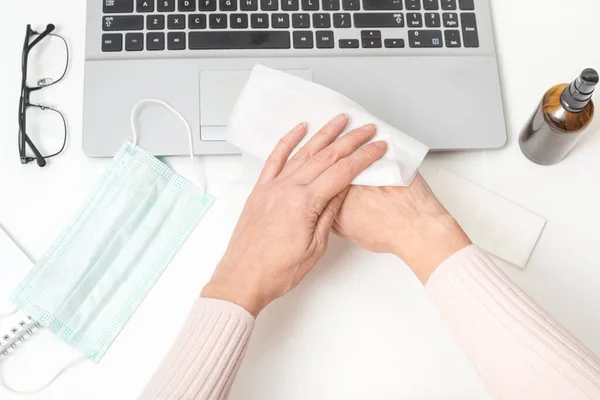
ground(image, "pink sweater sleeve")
xmin=427 ymin=245 xmax=600 ymax=399
xmin=138 ymin=298 xmax=255 ymax=400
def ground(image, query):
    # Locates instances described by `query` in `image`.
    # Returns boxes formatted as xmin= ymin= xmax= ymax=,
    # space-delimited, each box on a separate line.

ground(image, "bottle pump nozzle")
xmin=561 ymin=68 xmax=599 ymax=113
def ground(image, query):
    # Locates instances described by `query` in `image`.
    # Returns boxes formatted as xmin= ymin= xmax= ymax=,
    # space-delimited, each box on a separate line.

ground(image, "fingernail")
xmin=292 ymin=122 xmax=306 ymax=132
xmin=360 ymin=123 xmax=377 ymax=133
xmin=330 ymin=113 xmax=347 ymax=125
xmin=374 ymin=140 xmax=388 ymax=149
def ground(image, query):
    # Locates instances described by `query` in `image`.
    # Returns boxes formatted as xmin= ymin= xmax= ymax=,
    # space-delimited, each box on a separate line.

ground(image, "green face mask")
xmin=7 ymin=100 xmax=213 ymax=392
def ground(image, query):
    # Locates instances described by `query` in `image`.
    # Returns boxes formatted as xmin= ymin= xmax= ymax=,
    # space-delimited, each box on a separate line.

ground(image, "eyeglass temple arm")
xmin=27 ymin=24 xmax=56 ymax=51
xmin=21 ymin=130 xmax=47 ymax=167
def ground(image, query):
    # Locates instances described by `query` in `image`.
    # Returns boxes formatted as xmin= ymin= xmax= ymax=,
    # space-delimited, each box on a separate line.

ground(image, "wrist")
xmin=200 ymin=261 xmax=273 ymax=317
xmin=392 ymin=214 xmax=471 ymax=285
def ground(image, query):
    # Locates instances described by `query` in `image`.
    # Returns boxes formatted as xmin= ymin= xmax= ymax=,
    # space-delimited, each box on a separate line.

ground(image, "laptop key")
xmin=199 ymin=0 xmax=217 ymax=9
xmin=272 ymin=13 xmax=290 ymax=28
xmin=158 ymin=0 xmax=176 ymax=11
xmin=316 ymin=31 xmax=334 ymax=48
xmin=423 ymin=0 xmax=438 ymax=9
xmin=363 ymin=0 xmax=402 ymax=10
xmin=405 ymin=0 xmax=420 ymax=10
xmin=460 ymin=13 xmax=478 ymax=47
xmin=125 ymin=32 xmax=144 ymax=51
xmin=147 ymin=15 xmax=165 ymax=29
xmin=292 ymin=13 xmax=310 ymax=28
xmin=209 ymin=14 xmax=228 ymax=28
xmin=384 ymin=38 xmax=405 ymax=47
xmin=282 ymin=0 xmax=299 ymax=10
xmin=189 ymin=14 xmax=207 ymax=28
xmin=322 ymin=0 xmax=340 ymax=10
xmin=302 ymin=0 xmax=319 ymax=10
xmin=137 ymin=0 xmax=155 ymax=11
xmin=361 ymin=29 xmax=381 ymax=39
xmin=220 ymin=0 xmax=237 ymax=10
xmin=441 ymin=0 xmax=455 ymax=9
xmin=339 ymin=38 xmax=359 ymax=48
xmin=241 ymin=0 xmax=259 ymax=10
xmin=168 ymin=14 xmax=186 ymax=29
xmin=103 ymin=16 xmax=144 ymax=31
xmin=104 ymin=0 xmax=134 ymax=13
xmin=424 ymin=12 xmax=440 ymax=27
xmin=408 ymin=29 xmax=442 ymax=47
xmin=168 ymin=32 xmax=186 ymax=49
xmin=458 ymin=0 xmax=474 ymax=10
xmin=251 ymin=13 xmax=269 ymax=28
xmin=333 ymin=13 xmax=351 ymax=27
xmin=442 ymin=12 xmax=458 ymax=27
xmin=231 ymin=13 xmax=249 ymax=28
xmin=313 ymin=13 xmax=331 ymax=28
xmin=178 ymin=0 xmax=197 ymax=10
xmin=189 ymin=31 xmax=291 ymax=49
xmin=354 ymin=13 xmax=404 ymax=28
xmin=293 ymin=31 xmax=314 ymax=48
xmin=407 ymin=12 xmax=422 ymax=27
xmin=444 ymin=29 xmax=461 ymax=47
xmin=342 ymin=0 xmax=359 ymax=10
xmin=362 ymin=38 xmax=382 ymax=48
xmin=147 ymin=32 xmax=165 ymax=50
xmin=102 ymin=33 xmax=123 ymax=51
xmin=260 ymin=0 xmax=278 ymax=9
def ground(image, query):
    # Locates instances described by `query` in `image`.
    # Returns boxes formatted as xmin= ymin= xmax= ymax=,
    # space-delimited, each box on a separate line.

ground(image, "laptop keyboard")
xmin=101 ymin=0 xmax=479 ymax=51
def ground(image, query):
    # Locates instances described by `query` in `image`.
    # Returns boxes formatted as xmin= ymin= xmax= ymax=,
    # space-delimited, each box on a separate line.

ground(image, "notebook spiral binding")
xmin=0 ymin=316 xmax=40 ymax=359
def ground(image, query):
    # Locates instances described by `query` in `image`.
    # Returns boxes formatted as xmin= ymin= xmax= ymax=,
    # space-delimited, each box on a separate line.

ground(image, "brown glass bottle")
xmin=519 ymin=69 xmax=597 ymax=165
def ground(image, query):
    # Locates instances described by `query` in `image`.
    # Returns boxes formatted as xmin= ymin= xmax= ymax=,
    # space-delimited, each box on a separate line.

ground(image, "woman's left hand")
xmin=201 ymin=114 xmax=387 ymax=316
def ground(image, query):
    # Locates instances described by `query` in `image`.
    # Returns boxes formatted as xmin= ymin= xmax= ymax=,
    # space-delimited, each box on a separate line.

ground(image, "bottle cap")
xmin=561 ymin=68 xmax=598 ymax=113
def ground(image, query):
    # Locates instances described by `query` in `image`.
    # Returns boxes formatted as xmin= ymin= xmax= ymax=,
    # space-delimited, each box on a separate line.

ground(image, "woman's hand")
xmin=332 ymin=174 xmax=471 ymax=284
xmin=201 ymin=115 xmax=388 ymax=316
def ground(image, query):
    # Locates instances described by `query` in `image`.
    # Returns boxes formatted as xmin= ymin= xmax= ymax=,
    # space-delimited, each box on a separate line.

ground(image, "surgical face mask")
xmin=1 ymin=100 xmax=214 ymax=394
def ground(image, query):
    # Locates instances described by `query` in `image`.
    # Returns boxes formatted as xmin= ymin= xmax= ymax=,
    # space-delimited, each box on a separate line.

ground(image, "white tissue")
xmin=226 ymin=65 xmax=429 ymax=186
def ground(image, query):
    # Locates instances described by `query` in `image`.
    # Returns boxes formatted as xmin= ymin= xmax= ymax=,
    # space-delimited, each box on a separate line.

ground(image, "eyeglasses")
xmin=19 ymin=24 xmax=69 ymax=167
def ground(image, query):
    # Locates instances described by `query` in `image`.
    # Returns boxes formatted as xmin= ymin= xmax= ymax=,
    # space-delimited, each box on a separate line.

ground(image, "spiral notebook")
xmin=0 ymin=225 xmax=38 ymax=358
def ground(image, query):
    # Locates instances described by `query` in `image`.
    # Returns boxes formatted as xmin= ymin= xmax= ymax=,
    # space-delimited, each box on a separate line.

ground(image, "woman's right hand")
xmin=332 ymin=174 xmax=472 ymax=284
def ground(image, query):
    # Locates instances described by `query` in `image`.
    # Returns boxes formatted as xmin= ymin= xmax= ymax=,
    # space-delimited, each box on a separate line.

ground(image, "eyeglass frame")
xmin=19 ymin=24 xmax=69 ymax=167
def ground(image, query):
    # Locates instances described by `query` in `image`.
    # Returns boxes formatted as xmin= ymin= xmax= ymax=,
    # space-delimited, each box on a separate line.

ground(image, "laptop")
xmin=83 ymin=0 xmax=506 ymax=156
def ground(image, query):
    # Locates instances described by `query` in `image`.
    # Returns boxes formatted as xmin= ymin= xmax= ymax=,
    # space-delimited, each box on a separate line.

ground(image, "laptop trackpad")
xmin=200 ymin=69 xmax=314 ymax=141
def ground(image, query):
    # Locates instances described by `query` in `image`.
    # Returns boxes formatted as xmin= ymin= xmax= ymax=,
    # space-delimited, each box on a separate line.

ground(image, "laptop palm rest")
xmin=199 ymin=69 xmax=314 ymax=142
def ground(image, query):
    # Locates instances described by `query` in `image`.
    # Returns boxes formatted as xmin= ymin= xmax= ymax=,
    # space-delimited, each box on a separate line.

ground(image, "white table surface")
xmin=1 ymin=1 xmax=599 ymax=399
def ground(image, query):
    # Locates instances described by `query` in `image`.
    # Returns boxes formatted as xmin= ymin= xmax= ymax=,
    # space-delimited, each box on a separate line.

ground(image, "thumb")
xmin=314 ymin=187 xmax=350 ymax=240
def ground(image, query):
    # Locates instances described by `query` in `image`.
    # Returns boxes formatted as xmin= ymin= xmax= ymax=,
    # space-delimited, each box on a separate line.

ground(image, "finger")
xmin=258 ymin=122 xmax=307 ymax=184
xmin=292 ymin=124 xmax=377 ymax=185
xmin=314 ymin=187 xmax=350 ymax=240
xmin=310 ymin=140 xmax=388 ymax=207
xmin=279 ymin=114 xmax=348 ymax=178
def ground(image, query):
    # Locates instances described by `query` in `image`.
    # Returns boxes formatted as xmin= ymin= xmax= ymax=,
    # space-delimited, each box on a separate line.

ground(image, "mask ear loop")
xmin=130 ymin=99 xmax=208 ymax=195
xmin=0 ymin=354 xmax=86 ymax=395
xmin=0 ymin=313 xmax=87 ymax=394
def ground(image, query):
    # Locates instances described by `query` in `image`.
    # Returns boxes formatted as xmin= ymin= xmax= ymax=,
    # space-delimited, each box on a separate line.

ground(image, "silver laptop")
xmin=83 ymin=0 xmax=506 ymax=156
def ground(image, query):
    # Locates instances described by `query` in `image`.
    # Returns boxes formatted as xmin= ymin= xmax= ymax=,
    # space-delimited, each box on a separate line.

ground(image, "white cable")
xmin=130 ymin=99 xmax=207 ymax=195
xmin=0 ymin=355 xmax=86 ymax=395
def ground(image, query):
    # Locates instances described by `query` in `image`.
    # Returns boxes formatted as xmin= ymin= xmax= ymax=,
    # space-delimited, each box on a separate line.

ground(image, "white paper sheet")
xmin=428 ymin=169 xmax=547 ymax=269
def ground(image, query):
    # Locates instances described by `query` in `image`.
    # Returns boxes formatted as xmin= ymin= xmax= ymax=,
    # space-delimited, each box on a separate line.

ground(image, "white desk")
xmin=1 ymin=1 xmax=599 ymax=399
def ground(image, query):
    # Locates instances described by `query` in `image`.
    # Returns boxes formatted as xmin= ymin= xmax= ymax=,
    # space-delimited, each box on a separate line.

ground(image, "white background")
xmin=1 ymin=0 xmax=600 ymax=399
